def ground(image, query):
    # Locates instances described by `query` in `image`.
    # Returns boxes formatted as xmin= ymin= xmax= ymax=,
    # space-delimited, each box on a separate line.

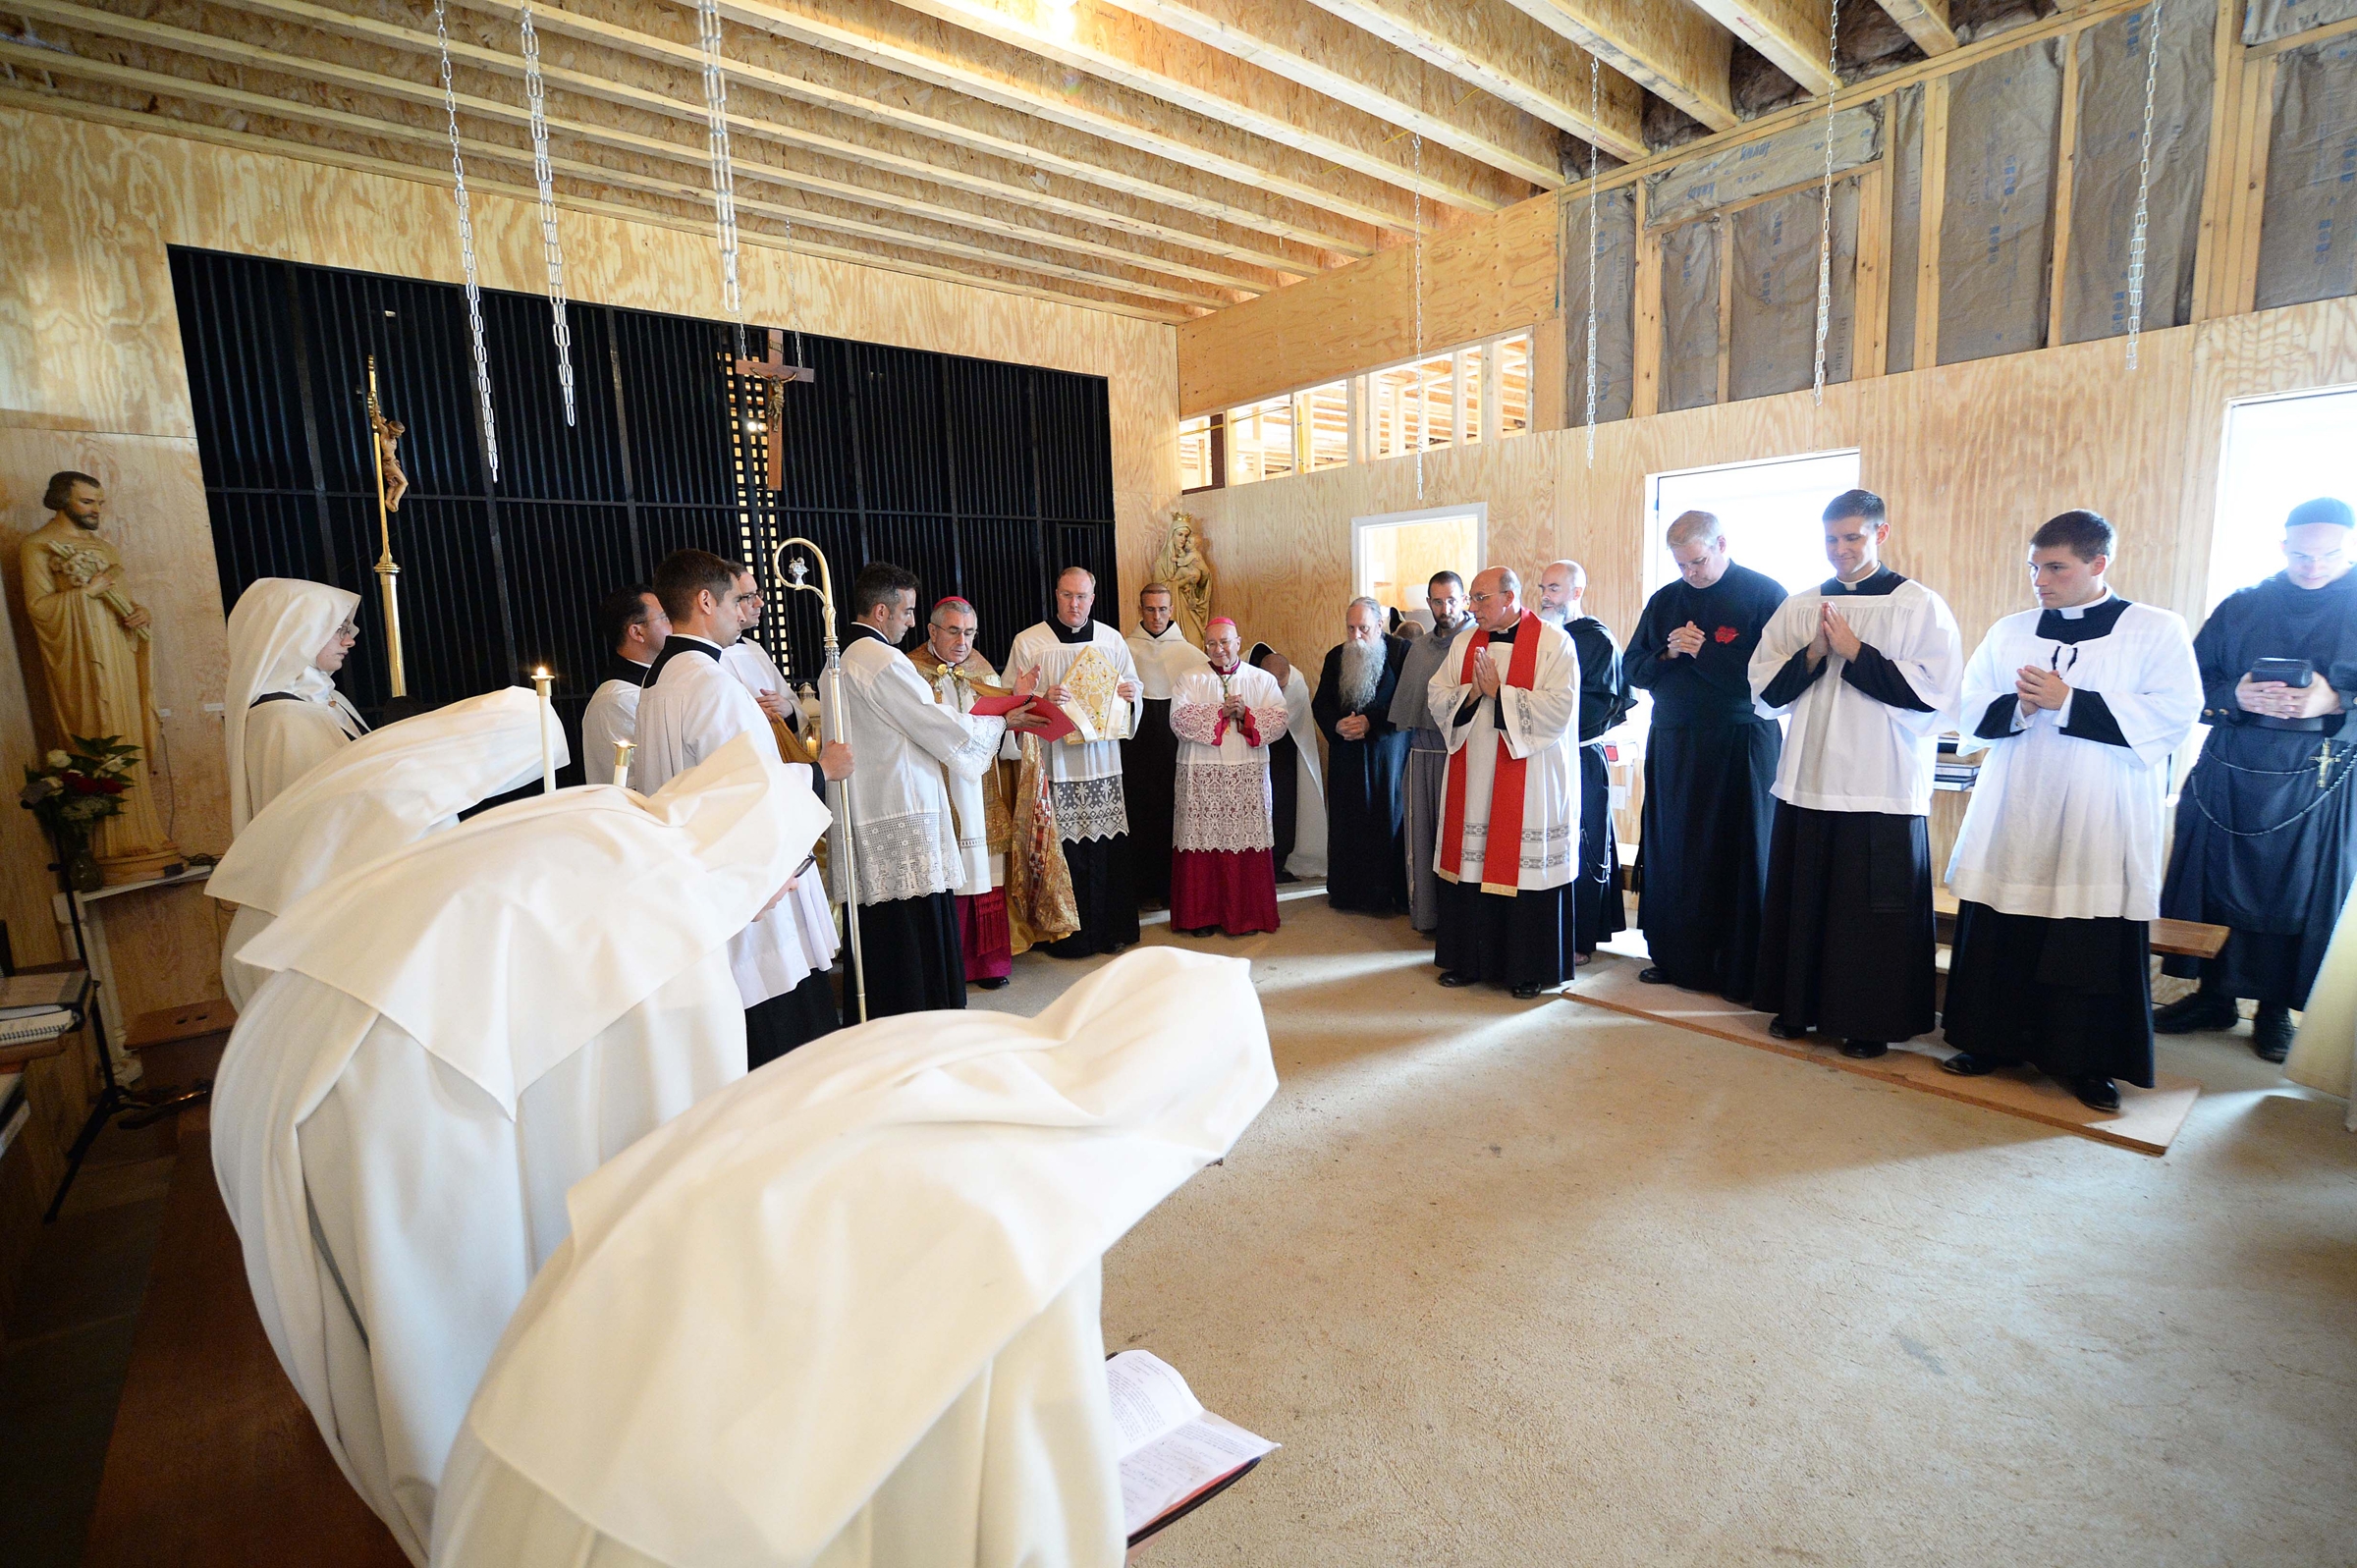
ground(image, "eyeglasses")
xmin=334 ymin=621 xmax=359 ymax=640
xmin=1467 ymin=591 xmax=1507 ymax=605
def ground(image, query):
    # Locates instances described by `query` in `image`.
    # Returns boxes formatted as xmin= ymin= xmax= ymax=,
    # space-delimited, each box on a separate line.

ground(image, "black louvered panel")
xmin=355 ymin=494 xmax=510 ymax=705
xmin=170 ymin=250 xmax=310 ymax=494
xmin=500 ymin=501 xmax=638 ymax=699
xmin=958 ymin=515 xmax=1051 ymax=669
xmin=299 ymin=266 xmax=488 ymax=502
xmin=770 ymin=335 xmax=861 ymax=515
xmin=201 ymin=491 xmax=327 ymax=622
xmin=946 ymin=358 xmax=1036 ymax=518
xmin=855 ymin=514 xmax=961 ymax=608
xmin=636 ymin=504 xmax=743 ymax=571
xmin=479 ymin=292 xmax=629 ymax=505
xmin=762 ymin=511 xmax=861 ymax=679
xmin=853 ymin=344 xmax=952 ymax=516
xmin=1034 ymin=369 xmax=1115 ymax=523
xmin=612 ymin=308 xmax=737 ymax=510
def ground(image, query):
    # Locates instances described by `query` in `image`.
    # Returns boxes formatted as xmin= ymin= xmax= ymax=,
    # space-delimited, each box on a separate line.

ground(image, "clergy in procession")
xmin=1540 ymin=560 xmax=1637 ymax=960
xmin=1248 ymin=639 xmax=1329 ymax=880
xmin=1123 ymin=580 xmax=1208 ymax=907
xmin=1390 ymin=571 xmax=1473 ymax=935
xmin=1005 ymin=568 xmax=1144 ymax=957
xmin=1940 ymin=511 xmax=2203 ymax=1111
xmin=1625 ymin=514 xmax=1786 ymax=998
xmin=724 ymin=568 xmax=800 ymax=729
xmin=838 ymin=564 xmax=1026 ymax=1014
xmin=579 ymin=583 xmax=667 ymax=778
xmin=2158 ymin=496 xmax=2357 ymax=1062
xmin=1747 ymin=490 xmax=1963 ymax=1056
xmin=634 ymin=548 xmax=852 ymax=1061
xmin=1428 ymin=568 xmax=1583 ymax=999
xmin=431 ymin=948 xmax=1275 ymax=1568
xmin=211 ymin=688 xmax=558 ymax=1008
xmin=224 ymin=577 xmax=370 ymax=835
xmin=214 ymin=735 xmax=831 ymax=1565
xmin=1314 ymin=596 xmax=1411 ymax=916
xmin=1168 ymin=617 xmax=1291 ymax=937
xmin=910 ymin=595 xmax=1038 ymax=989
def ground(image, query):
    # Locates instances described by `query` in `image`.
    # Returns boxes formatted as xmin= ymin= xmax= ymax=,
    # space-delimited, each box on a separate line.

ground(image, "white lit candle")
xmin=533 ymin=667 xmax=556 ymax=794
xmin=612 ymin=738 xmax=634 ymax=788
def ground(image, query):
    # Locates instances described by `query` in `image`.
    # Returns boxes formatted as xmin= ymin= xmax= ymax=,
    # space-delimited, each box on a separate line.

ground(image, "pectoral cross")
xmin=733 ymin=328 xmax=815 ymax=491
xmin=2322 ymin=739 xmax=2334 ymax=789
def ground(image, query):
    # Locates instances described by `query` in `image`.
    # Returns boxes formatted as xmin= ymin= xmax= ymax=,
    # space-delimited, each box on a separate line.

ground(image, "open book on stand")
xmin=1107 ymin=1349 xmax=1277 ymax=1548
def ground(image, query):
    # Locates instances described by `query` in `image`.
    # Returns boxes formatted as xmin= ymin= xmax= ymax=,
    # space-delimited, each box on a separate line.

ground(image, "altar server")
xmin=431 ymin=947 xmax=1275 ymax=1568
xmin=1390 ymin=572 xmax=1472 ymax=934
xmin=911 ymin=596 xmax=1037 ymax=989
xmin=1428 ymin=568 xmax=1582 ymax=999
xmin=2159 ymin=496 xmax=2357 ymax=1061
xmin=1169 ymin=618 xmax=1290 ymax=937
xmin=225 ymin=577 xmax=368 ymax=834
xmin=1124 ymin=582 xmax=1208 ymax=907
xmin=724 ymin=569 xmax=803 ymax=730
xmin=1005 ymin=568 xmax=1144 ymax=957
xmin=213 ymin=735 xmax=829 ymax=1565
xmin=1626 ymin=514 xmax=1787 ymax=997
xmin=1248 ymin=640 xmax=1329 ymax=881
xmin=1748 ymin=490 xmax=1963 ymax=1056
xmin=579 ymin=584 xmax=666 ymax=777
xmin=634 ymin=549 xmax=850 ymax=1062
xmin=1940 ymin=512 xmax=2203 ymax=1110
xmin=1314 ymin=597 xmax=1412 ymax=916
xmin=838 ymin=564 xmax=1018 ymax=1014
xmin=211 ymin=688 xmax=558 ymax=1009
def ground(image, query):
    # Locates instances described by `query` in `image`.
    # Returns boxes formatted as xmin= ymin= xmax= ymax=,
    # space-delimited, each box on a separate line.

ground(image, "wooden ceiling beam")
xmin=183 ymin=0 xmax=1288 ymax=289
xmin=1497 ymin=0 xmax=1737 ymax=132
xmin=686 ymin=0 xmax=1434 ymax=234
xmin=877 ymin=0 xmax=1534 ymax=212
xmin=1872 ymin=0 xmax=1958 ymax=55
xmin=14 ymin=0 xmax=1272 ymax=297
xmin=1104 ymin=0 xmax=1637 ymax=173
xmin=1295 ymin=0 xmax=1658 ymax=153
xmin=0 ymin=83 xmax=1201 ymax=320
xmin=1683 ymin=0 xmax=1839 ymax=95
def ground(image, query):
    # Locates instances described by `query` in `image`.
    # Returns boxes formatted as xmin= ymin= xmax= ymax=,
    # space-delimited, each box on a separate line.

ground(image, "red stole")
xmin=1439 ymin=612 xmax=1543 ymax=894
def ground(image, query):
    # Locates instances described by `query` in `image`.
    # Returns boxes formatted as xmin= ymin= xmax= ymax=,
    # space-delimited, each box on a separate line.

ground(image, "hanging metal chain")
xmin=432 ymin=0 xmax=499 ymax=479
xmin=2125 ymin=0 xmax=2165 ymax=370
xmin=1584 ymin=53 xmax=1600 ymax=467
xmin=694 ymin=0 xmax=743 ymax=321
xmin=1812 ymin=0 xmax=1841 ymax=406
xmin=1413 ymin=127 xmax=1424 ymax=503
xmin=518 ymin=2 xmax=575 ymax=425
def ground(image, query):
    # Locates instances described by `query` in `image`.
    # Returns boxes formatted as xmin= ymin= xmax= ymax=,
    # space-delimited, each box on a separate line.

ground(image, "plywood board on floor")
xmin=1562 ymin=950 xmax=2200 ymax=1156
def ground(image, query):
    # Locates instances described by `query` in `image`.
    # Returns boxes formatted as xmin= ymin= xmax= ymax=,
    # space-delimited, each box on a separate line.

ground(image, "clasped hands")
xmin=1803 ymin=603 xmax=1863 ymax=668
xmin=1336 ymin=713 xmax=1371 ymax=740
xmin=1472 ymin=648 xmax=1504 ymax=698
xmin=2236 ymin=675 xmax=2342 ymax=721
xmin=2013 ymin=666 xmax=2070 ymax=718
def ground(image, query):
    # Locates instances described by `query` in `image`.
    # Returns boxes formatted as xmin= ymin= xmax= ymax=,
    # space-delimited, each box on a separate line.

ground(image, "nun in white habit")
xmin=209 ymin=688 xmax=564 ymax=1009
xmin=211 ymin=734 xmax=830 ymax=1566
xmin=225 ymin=576 xmax=369 ymax=835
xmin=431 ymin=946 xmax=1277 ymax=1568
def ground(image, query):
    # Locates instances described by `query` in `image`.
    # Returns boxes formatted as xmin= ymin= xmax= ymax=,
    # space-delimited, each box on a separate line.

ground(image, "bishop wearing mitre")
xmin=431 ymin=947 xmax=1276 ymax=1568
xmin=1168 ymin=617 xmax=1290 ymax=937
xmin=213 ymin=733 xmax=829 ymax=1565
xmin=210 ymin=688 xmax=559 ymax=1008
xmin=910 ymin=594 xmax=1036 ymax=988
xmin=1427 ymin=568 xmax=1583 ymax=999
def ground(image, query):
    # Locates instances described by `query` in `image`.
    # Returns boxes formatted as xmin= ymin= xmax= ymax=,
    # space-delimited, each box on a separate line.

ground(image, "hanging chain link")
xmin=1812 ymin=0 xmax=1841 ymax=406
xmin=2125 ymin=0 xmax=2165 ymax=371
xmin=432 ymin=0 xmax=499 ymax=479
xmin=1584 ymin=53 xmax=1600 ymax=466
xmin=518 ymin=2 xmax=574 ymax=425
xmin=1413 ymin=127 xmax=1424 ymax=503
xmin=694 ymin=0 xmax=743 ymax=322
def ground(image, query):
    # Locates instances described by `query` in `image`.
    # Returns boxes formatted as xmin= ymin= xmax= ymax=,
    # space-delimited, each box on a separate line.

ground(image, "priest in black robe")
xmin=1746 ymin=491 xmax=1965 ymax=1057
xmin=1625 ymin=513 xmax=1787 ymax=999
xmin=2158 ymin=496 xmax=2357 ymax=1062
xmin=1314 ymin=597 xmax=1411 ymax=915
xmin=1122 ymin=583 xmax=1203 ymax=908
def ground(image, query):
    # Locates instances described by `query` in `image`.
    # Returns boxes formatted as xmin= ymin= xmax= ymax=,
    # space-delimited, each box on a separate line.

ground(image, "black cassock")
xmin=2162 ymin=568 xmax=2357 ymax=1008
xmin=844 ymin=890 xmax=967 ymax=1020
xmin=1313 ymin=634 xmax=1412 ymax=915
xmin=1565 ymin=615 xmax=1635 ymax=955
xmin=1122 ymin=699 xmax=1180 ymax=906
xmin=1624 ymin=564 xmax=1787 ymax=998
xmin=1248 ymin=643 xmax=1303 ymax=877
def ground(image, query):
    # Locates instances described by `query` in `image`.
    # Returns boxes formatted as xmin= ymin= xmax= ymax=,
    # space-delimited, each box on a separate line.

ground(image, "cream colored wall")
xmin=0 ymin=103 xmax=1177 ymax=929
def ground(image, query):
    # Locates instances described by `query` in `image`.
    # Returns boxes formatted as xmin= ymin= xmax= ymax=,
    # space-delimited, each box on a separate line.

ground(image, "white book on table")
xmin=1105 ymin=1349 xmax=1277 ymax=1544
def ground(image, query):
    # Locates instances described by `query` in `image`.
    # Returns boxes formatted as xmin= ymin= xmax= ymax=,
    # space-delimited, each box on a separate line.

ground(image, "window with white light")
xmin=2210 ymin=385 xmax=2357 ymax=610
xmin=1644 ymin=449 xmax=1866 ymax=601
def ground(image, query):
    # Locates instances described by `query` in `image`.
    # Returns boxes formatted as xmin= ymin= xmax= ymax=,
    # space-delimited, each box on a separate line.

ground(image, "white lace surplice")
xmin=1005 ymin=622 xmax=1145 ymax=842
xmin=1170 ymin=665 xmax=1289 ymax=853
xmin=839 ymin=630 xmax=1006 ymax=906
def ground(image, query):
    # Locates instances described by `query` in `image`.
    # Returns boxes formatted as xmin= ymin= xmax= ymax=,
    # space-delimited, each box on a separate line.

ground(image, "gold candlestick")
xmin=612 ymin=737 xmax=635 ymax=788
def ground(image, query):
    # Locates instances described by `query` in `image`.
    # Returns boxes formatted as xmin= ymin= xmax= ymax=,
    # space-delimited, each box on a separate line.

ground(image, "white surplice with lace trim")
xmin=838 ymin=627 xmax=1007 ymax=906
xmin=1168 ymin=663 xmax=1288 ymax=853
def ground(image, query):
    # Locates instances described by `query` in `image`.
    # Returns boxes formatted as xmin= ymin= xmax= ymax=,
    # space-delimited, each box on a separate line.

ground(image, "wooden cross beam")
xmin=734 ymin=327 xmax=815 ymax=491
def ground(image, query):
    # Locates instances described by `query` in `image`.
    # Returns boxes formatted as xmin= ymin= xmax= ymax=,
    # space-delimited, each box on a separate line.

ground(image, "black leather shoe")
xmin=1511 ymin=982 xmax=1546 ymax=1000
xmin=1637 ymin=966 xmax=1674 ymax=986
xmin=1838 ymin=1040 xmax=1889 ymax=1059
xmin=1438 ymin=970 xmax=1479 ymax=988
xmin=2153 ymin=989 xmax=2239 ymax=1034
xmin=2071 ymin=1075 xmax=2122 ymax=1112
xmin=1940 ymin=1052 xmax=2001 ymax=1076
xmin=2253 ymin=1003 xmax=2295 ymax=1063
xmin=974 ymin=976 xmax=1010 ymax=991
xmin=1766 ymin=1017 xmax=1808 ymax=1041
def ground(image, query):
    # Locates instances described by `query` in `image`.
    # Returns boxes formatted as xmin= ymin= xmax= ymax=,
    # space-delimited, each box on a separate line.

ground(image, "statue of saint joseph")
xmin=21 ymin=472 xmax=182 ymax=882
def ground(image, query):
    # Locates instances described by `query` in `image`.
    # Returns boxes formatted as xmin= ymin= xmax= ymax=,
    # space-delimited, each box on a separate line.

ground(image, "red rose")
xmin=1714 ymin=625 xmax=1739 ymax=644
xmin=93 ymin=778 xmax=126 ymax=795
xmin=65 ymin=774 xmax=101 ymax=794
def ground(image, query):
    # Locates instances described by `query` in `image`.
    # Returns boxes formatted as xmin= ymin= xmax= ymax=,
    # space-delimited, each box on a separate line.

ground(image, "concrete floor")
xmin=991 ymin=898 xmax=2357 ymax=1568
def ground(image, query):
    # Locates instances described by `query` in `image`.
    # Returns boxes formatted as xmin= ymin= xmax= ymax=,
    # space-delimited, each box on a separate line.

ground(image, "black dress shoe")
xmin=1939 ymin=1051 xmax=2001 ymax=1076
xmin=2153 ymin=989 xmax=2239 ymax=1034
xmin=2070 ymin=1075 xmax=2121 ymax=1112
xmin=1637 ymin=966 xmax=1674 ymax=986
xmin=1511 ymin=982 xmax=1546 ymax=1000
xmin=1766 ymin=1017 xmax=1808 ymax=1041
xmin=974 ymin=976 xmax=1010 ymax=991
xmin=1838 ymin=1039 xmax=1889 ymax=1059
xmin=1438 ymin=970 xmax=1479 ymax=988
xmin=2253 ymin=1003 xmax=2295 ymax=1063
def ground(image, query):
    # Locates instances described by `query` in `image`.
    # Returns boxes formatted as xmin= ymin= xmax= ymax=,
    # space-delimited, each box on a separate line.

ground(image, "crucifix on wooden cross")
xmin=734 ymin=327 xmax=815 ymax=490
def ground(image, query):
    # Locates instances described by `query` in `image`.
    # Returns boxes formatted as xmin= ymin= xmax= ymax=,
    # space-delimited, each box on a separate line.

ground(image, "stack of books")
xmin=0 ymin=971 xmax=84 ymax=1049
xmin=1934 ymin=736 xmax=1980 ymax=792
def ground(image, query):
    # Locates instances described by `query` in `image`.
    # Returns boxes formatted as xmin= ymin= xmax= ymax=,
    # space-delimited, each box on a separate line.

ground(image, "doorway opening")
xmin=1352 ymin=506 xmax=1486 ymax=630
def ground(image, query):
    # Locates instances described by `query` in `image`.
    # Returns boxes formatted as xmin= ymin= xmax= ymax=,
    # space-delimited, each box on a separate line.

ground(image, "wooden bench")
xmin=121 ymin=999 xmax=236 ymax=1151
xmin=1930 ymin=889 xmax=2230 ymax=959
